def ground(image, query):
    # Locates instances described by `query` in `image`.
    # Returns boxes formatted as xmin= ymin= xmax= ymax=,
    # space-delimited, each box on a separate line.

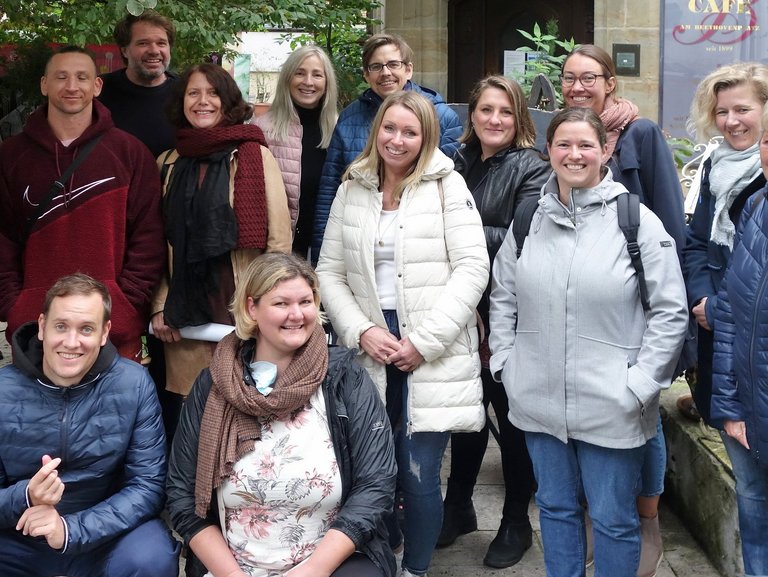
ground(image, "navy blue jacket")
xmin=311 ymin=81 xmax=462 ymax=259
xmin=609 ymin=118 xmax=686 ymax=253
xmin=0 ymin=323 xmax=167 ymax=554
xmin=712 ymin=185 xmax=768 ymax=468
xmin=682 ymin=158 xmax=765 ymax=423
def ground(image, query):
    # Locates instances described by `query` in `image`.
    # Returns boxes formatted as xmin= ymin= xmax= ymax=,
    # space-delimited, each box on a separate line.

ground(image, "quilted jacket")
xmin=311 ymin=81 xmax=462 ymax=259
xmin=712 ymin=185 xmax=768 ymax=468
xmin=316 ymin=150 xmax=489 ymax=433
xmin=0 ymin=323 xmax=167 ymax=554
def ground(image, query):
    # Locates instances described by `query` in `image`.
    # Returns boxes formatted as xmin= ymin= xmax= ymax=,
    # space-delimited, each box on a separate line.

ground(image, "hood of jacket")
xmin=541 ymin=167 xmax=628 ymax=213
xmin=11 ymin=321 xmax=119 ymax=387
xmin=21 ymin=99 xmax=115 ymax=154
xmin=348 ymin=147 xmax=455 ymax=192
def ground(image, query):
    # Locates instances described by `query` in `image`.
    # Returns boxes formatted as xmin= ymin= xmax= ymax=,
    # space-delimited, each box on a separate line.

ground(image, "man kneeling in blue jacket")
xmin=0 ymin=273 xmax=179 ymax=576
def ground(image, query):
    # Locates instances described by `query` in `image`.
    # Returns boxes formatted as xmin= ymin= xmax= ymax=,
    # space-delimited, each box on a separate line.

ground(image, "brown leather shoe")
xmin=676 ymin=394 xmax=701 ymax=422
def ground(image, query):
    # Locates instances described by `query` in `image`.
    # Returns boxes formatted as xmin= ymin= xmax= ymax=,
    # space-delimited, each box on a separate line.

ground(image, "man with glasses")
xmin=311 ymin=33 xmax=462 ymax=261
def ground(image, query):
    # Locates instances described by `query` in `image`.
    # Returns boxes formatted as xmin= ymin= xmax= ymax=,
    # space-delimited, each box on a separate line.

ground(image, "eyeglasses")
xmin=560 ymin=73 xmax=607 ymax=87
xmin=366 ymin=60 xmax=408 ymax=73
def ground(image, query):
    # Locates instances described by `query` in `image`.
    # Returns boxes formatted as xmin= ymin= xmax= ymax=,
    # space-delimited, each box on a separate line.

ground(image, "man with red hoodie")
xmin=0 ymin=46 xmax=164 ymax=361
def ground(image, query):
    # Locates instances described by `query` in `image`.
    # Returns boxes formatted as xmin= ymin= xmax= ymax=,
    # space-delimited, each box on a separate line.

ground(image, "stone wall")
xmin=382 ymin=0 xmax=664 ymax=122
xmin=594 ymin=0 xmax=663 ymax=121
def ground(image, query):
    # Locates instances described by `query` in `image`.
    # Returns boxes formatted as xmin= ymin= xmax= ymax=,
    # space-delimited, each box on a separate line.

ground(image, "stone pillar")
xmin=594 ymin=0 xmax=663 ymax=122
xmin=382 ymin=0 xmax=450 ymax=97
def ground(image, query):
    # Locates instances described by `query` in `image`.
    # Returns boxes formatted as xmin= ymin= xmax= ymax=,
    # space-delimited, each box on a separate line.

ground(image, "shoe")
xmin=401 ymin=570 xmax=425 ymax=577
xmin=676 ymin=394 xmax=701 ymax=422
xmin=483 ymin=519 xmax=533 ymax=568
xmin=436 ymin=500 xmax=477 ymax=547
xmin=637 ymin=515 xmax=663 ymax=577
xmin=393 ymin=544 xmax=404 ymax=577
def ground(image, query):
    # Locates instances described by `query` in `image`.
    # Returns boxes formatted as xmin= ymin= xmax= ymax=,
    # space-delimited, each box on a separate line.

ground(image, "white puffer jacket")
xmin=317 ymin=150 xmax=489 ymax=433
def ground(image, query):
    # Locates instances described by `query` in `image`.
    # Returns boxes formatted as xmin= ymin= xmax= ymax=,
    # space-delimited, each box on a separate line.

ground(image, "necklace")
xmin=376 ymin=209 xmax=398 ymax=246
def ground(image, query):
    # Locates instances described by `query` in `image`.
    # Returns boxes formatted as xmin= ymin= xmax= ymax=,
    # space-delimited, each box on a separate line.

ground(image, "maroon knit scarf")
xmin=176 ymin=123 xmax=269 ymax=248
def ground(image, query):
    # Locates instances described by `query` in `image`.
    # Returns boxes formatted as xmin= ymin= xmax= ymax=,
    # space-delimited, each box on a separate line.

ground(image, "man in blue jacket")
xmin=0 ymin=273 xmax=179 ymax=576
xmin=311 ymin=33 xmax=463 ymax=260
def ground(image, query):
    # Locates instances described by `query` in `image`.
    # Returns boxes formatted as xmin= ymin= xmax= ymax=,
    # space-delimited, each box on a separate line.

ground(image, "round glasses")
xmin=366 ymin=60 xmax=408 ymax=73
xmin=560 ymin=73 xmax=606 ymax=87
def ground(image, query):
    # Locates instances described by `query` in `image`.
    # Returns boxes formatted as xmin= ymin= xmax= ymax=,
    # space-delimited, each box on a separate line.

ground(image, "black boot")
xmin=483 ymin=519 xmax=533 ymax=568
xmin=436 ymin=500 xmax=477 ymax=547
xmin=436 ymin=479 xmax=477 ymax=548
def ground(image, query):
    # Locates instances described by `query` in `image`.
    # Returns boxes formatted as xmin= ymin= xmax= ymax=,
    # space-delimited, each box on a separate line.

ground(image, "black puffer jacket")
xmin=454 ymin=142 xmax=550 ymax=320
xmin=0 ymin=322 xmax=167 ymax=554
xmin=166 ymin=345 xmax=397 ymax=577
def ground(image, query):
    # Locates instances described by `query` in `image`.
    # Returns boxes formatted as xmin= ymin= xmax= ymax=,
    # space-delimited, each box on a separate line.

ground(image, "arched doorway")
xmin=448 ymin=0 xmax=594 ymax=102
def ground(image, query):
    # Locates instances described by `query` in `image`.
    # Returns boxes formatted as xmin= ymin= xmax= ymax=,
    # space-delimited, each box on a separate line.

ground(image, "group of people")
xmin=0 ymin=6 xmax=766 ymax=577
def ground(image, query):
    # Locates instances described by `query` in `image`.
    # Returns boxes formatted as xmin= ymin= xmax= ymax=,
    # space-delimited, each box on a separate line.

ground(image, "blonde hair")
xmin=763 ymin=101 xmax=768 ymax=131
xmin=688 ymin=62 xmax=768 ymax=141
xmin=265 ymin=45 xmax=339 ymax=148
xmin=344 ymin=91 xmax=440 ymax=202
xmin=461 ymin=75 xmax=536 ymax=149
xmin=229 ymin=252 xmax=324 ymax=340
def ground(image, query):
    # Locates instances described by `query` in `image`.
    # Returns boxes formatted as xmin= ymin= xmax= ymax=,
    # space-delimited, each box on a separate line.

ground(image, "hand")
xmin=388 ymin=336 xmax=424 ymax=373
xmin=28 ymin=456 xmax=64 ymax=507
xmin=151 ymin=311 xmax=182 ymax=343
xmin=360 ymin=326 xmax=401 ymax=365
xmin=16 ymin=505 xmax=65 ymax=550
xmin=724 ymin=420 xmax=750 ymax=450
xmin=692 ymin=298 xmax=711 ymax=331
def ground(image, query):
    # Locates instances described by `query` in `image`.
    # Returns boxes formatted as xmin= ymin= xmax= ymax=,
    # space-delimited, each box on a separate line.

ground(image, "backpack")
xmin=512 ymin=192 xmax=649 ymax=311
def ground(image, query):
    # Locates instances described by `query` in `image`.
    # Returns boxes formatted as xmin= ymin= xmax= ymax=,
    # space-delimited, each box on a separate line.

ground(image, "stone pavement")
xmin=430 ymin=423 xmax=723 ymax=577
xmin=0 ymin=324 xmax=724 ymax=577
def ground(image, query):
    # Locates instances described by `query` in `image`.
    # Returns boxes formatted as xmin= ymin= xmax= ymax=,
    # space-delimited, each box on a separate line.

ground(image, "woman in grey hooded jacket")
xmin=489 ymin=108 xmax=688 ymax=577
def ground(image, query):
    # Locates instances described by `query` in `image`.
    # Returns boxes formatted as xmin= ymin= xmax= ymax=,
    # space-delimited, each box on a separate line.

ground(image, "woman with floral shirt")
xmin=166 ymin=252 xmax=397 ymax=577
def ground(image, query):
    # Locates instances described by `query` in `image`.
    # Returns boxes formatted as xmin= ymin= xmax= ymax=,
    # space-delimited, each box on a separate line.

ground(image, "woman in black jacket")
xmin=438 ymin=75 xmax=550 ymax=568
xmin=166 ymin=252 xmax=397 ymax=577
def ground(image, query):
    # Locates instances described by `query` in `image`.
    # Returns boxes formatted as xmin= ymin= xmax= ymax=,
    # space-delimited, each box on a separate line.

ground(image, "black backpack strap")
xmin=617 ymin=192 xmax=650 ymax=312
xmin=512 ymin=196 xmax=541 ymax=259
xmin=23 ymin=135 xmax=103 ymax=241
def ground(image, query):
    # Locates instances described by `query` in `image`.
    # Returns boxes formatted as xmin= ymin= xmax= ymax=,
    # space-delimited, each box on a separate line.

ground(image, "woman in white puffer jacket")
xmin=316 ymin=90 xmax=489 ymax=577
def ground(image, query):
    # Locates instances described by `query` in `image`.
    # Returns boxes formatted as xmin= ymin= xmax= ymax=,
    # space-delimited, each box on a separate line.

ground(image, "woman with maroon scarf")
xmin=151 ymin=63 xmax=291 ymax=423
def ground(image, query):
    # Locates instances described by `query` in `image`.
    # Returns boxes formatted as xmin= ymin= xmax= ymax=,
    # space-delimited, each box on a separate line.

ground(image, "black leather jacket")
xmin=166 ymin=346 xmax=397 ymax=577
xmin=454 ymin=142 xmax=551 ymax=319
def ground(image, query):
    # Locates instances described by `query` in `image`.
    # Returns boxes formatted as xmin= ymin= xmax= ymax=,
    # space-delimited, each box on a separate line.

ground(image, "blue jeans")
xmin=382 ymin=310 xmax=450 ymax=577
xmin=640 ymin=416 xmax=666 ymax=497
xmin=526 ymin=432 xmax=646 ymax=577
xmin=720 ymin=432 xmax=768 ymax=577
xmin=0 ymin=518 xmax=180 ymax=577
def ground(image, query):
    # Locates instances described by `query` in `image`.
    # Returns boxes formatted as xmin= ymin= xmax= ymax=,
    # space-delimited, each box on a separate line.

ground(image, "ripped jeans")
xmin=382 ymin=310 xmax=451 ymax=576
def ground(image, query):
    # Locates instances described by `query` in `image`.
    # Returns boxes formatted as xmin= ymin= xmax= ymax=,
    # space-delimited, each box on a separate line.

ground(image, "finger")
xmin=36 ymin=457 xmax=61 ymax=477
xmin=41 ymin=455 xmax=52 ymax=466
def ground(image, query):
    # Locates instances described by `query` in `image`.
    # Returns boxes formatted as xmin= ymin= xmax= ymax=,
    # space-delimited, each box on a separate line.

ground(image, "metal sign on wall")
xmin=661 ymin=0 xmax=768 ymax=139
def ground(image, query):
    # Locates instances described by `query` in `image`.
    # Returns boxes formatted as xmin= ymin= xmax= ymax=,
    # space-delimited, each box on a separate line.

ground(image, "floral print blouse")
xmin=220 ymin=388 xmax=343 ymax=576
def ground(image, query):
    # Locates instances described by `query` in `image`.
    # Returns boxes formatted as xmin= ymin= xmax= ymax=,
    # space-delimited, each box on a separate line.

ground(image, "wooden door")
xmin=448 ymin=0 xmax=594 ymax=102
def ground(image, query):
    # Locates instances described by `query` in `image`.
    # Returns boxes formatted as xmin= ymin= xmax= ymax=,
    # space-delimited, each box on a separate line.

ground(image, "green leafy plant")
xmin=512 ymin=19 xmax=576 ymax=106
xmin=665 ymin=135 xmax=696 ymax=169
xmin=284 ymin=0 xmax=381 ymax=108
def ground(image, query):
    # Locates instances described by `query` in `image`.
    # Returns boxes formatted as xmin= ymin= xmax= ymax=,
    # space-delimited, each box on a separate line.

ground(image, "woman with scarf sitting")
xmin=167 ymin=252 xmax=397 ymax=577
xmin=151 ymin=63 xmax=291 ymax=433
